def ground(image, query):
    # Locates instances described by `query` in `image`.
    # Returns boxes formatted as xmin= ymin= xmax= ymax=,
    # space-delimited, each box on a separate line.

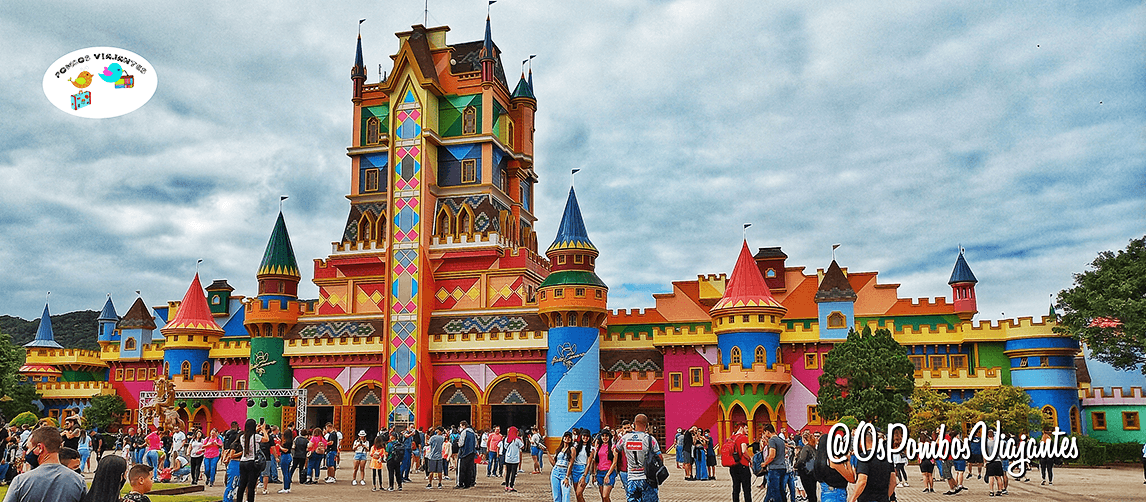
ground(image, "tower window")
xmin=766 ymin=268 xmax=777 ymax=278
xmin=929 ymin=356 xmax=947 ymax=369
xmin=1124 ymin=411 xmax=1140 ymax=430
xmin=949 ymin=355 xmax=968 ymax=371
xmin=805 ymin=353 xmax=819 ymax=370
xmin=115 ymin=368 xmax=124 ymax=381
xmin=507 ymin=121 xmax=514 ymax=149
xmin=365 ymin=168 xmax=380 ymax=192
xmin=181 ymin=361 xmax=191 ymax=380
xmin=554 ymin=289 xmax=563 ymax=298
xmin=755 ymin=346 xmax=766 ymax=366
xmin=223 ymin=376 xmax=233 ymax=390
xmin=163 ymin=362 xmax=170 ymax=377
xmin=1019 ymin=357 xmax=1029 ymax=367
xmin=568 ymin=391 xmax=582 ymax=412
xmin=567 ymin=312 xmax=577 ymax=327
xmin=461 ymin=159 xmax=477 ymax=183
xmin=366 ymin=117 xmax=380 ymax=145
xmin=595 ymin=290 xmax=602 ymax=299
xmin=827 ymin=311 xmax=846 ymax=328
xmin=211 ymin=296 xmax=221 ymax=305
xmin=728 ymin=316 xmax=735 ymax=324
xmin=557 ymin=256 xmax=567 ymax=265
xmin=202 ymin=362 xmax=211 ymax=379
xmin=730 ymin=347 xmax=742 ymax=366
xmin=462 ymin=106 xmax=477 ymax=135
xmin=125 ymin=369 xmax=135 ymax=381
xmin=575 ymin=288 xmax=585 ymax=297
xmin=743 ymin=315 xmax=750 ymax=323
xmin=124 ymin=338 xmax=137 ymax=351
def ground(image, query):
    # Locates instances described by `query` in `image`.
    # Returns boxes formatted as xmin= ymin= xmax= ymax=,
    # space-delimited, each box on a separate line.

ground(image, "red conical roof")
xmin=163 ymin=274 xmax=224 ymax=333
xmin=712 ymin=241 xmax=784 ymax=311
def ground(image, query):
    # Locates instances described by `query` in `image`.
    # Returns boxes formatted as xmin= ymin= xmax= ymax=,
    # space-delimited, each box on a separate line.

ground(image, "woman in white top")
xmin=188 ymin=431 xmax=205 ymax=485
xmin=235 ymin=419 xmax=267 ymax=502
xmin=501 ymin=427 xmax=524 ymax=492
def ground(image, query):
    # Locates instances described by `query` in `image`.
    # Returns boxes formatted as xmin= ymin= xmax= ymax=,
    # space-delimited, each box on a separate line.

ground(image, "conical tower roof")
xmin=480 ymin=15 xmax=495 ymax=60
xmin=98 ymin=296 xmax=118 ymax=321
xmin=712 ymin=241 xmax=784 ymax=311
xmin=118 ymin=297 xmax=156 ymax=330
xmin=258 ymin=212 xmax=300 ymax=278
xmin=546 ymin=187 xmax=597 ymax=254
xmin=512 ymin=73 xmax=534 ymax=99
xmin=24 ymin=303 xmax=62 ymax=349
xmin=163 ymin=274 xmax=223 ymax=333
xmin=815 ymin=260 xmax=857 ymax=303
xmin=948 ymin=250 xmax=977 ymax=284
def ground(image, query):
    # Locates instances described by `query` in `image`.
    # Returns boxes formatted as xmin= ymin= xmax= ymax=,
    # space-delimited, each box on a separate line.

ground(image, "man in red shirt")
xmin=486 ymin=426 xmax=503 ymax=478
xmin=730 ymin=422 xmax=752 ymax=502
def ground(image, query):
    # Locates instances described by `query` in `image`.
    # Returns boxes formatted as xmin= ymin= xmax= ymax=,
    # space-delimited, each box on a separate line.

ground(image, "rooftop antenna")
xmin=832 ymin=243 xmax=841 ymax=261
xmin=571 ymin=168 xmax=580 ymax=188
xmin=743 ymin=223 xmax=751 ymax=241
xmin=423 ymin=0 xmax=428 ymax=25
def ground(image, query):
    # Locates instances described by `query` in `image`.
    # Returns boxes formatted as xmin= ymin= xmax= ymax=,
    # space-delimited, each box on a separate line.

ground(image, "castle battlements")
xmin=430 ymin=231 xmax=505 ymax=249
xmin=36 ymin=380 xmax=114 ymax=399
xmin=915 ymin=367 xmax=1004 ymax=389
xmin=709 ymin=362 xmax=792 ymax=392
xmin=210 ymin=339 xmax=251 ymax=359
xmin=284 ymin=335 xmax=387 ymax=356
xmin=331 ymin=239 xmax=388 ymax=255
xmin=170 ymin=374 xmax=219 ymax=390
xmin=25 ymin=348 xmax=105 ymax=367
xmin=606 ymin=308 xmax=667 ymax=324
xmin=429 ymin=330 xmax=547 ymax=352
xmin=1080 ymin=386 xmax=1146 ymax=404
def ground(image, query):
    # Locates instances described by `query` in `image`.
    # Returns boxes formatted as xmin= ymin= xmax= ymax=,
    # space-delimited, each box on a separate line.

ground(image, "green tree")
xmin=1055 ymin=236 xmax=1146 ymax=374
xmin=817 ymin=326 xmax=915 ymax=427
xmin=8 ymin=411 xmax=39 ymax=428
xmin=908 ymin=383 xmax=955 ymax=435
xmin=84 ymin=394 xmax=127 ymax=431
xmin=958 ymin=385 xmax=1051 ymax=436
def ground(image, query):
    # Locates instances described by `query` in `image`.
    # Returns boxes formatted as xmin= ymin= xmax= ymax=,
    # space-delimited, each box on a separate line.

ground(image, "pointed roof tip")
xmin=816 ymin=259 xmax=857 ymax=302
xmin=259 ymin=211 xmax=301 ymax=278
xmin=119 ymin=297 xmax=157 ymax=330
xmin=546 ymin=186 xmax=596 ymax=254
xmin=164 ymin=274 xmax=223 ymax=333
xmin=352 ymin=32 xmax=366 ymax=79
xmin=512 ymin=73 xmax=534 ymax=99
xmin=948 ymin=251 xmax=978 ymax=284
xmin=713 ymin=241 xmax=784 ymax=311
xmin=481 ymin=14 xmax=495 ymax=60
xmin=24 ymin=303 xmax=63 ymax=349
xmin=98 ymin=295 xmax=118 ymax=321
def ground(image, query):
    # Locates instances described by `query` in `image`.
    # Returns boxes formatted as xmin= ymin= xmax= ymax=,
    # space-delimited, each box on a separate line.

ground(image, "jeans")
xmin=785 ymin=470 xmax=798 ymax=502
xmin=625 ymin=478 xmax=658 ymax=502
xmin=765 ymin=470 xmax=786 ymax=502
xmin=78 ymin=447 xmax=91 ymax=472
xmin=551 ymin=466 xmax=571 ymax=502
xmin=730 ymin=464 xmax=753 ymax=502
xmin=819 ymin=483 xmax=846 ymax=502
xmin=147 ymin=450 xmax=162 ymax=480
xmin=205 ymin=456 xmax=220 ymax=485
xmin=486 ymin=450 xmax=499 ymax=476
xmin=280 ymin=453 xmax=292 ymax=490
xmin=133 ymin=448 xmax=145 ymax=465
xmin=401 ymin=449 xmax=411 ymax=479
xmin=308 ymin=454 xmax=323 ymax=481
xmin=291 ymin=455 xmax=307 ymax=485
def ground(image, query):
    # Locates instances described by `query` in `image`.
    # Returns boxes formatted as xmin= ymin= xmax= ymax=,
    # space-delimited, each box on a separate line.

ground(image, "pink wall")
xmin=663 ymin=347 xmax=721 ymax=442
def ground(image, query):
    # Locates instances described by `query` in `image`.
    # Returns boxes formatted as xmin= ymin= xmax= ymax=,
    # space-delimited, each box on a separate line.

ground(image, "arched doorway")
xmin=728 ymin=403 xmax=748 ymax=439
xmin=436 ymin=382 xmax=479 ymax=429
xmin=485 ymin=376 xmax=542 ymax=432
xmin=302 ymin=381 xmax=344 ymax=430
xmin=351 ymin=384 xmax=384 ymax=443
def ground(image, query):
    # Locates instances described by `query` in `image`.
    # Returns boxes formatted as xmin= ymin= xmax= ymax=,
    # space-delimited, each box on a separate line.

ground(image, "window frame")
xmin=1090 ymin=411 xmax=1106 ymax=430
xmin=364 ymin=167 xmax=380 ymax=192
xmin=827 ymin=311 xmax=846 ymax=329
xmin=807 ymin=405 xmax=821 ymax=425
xmin=805 ymin=352 xmax=819 ymax=370
xmin=668 ymin=372 xmax=683 ymax=391
xmin=1123 ymin=411 xmax=1140 ymax=431
xmin=730 ymin=347 xmax=742 ymax=366
xmin=461 ymin=158 xmax=477 ymax=184
xmin=462 ymin=106 xmax=477 ymax=136
xmin=689 ymin=367 xmax=703 ymax=387
xmin=568 ymin=391 xmax=582 ymax=412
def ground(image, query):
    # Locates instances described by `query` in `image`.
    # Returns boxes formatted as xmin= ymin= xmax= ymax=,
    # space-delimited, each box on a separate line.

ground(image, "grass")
xmin=0 ymin=480 xmax=220 ymax=502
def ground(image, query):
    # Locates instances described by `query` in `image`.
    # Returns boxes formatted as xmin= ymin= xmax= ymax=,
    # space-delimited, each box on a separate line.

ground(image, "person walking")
xmin=203 ymin=430 xmax=224 ymax=487
xmin=351 ymin=430 xmax=369 ymax=486
xmin=795 ymin=431 xmax=818 ymax=502
xmin=761 ymin=424 xmax=787 ymax=502
xmin=1037 ymin=431 xmax=1055 ymax=486
xmin=455 ymin=421 xmax=477 ymax=489
xmin=486 ymin=426 xmax=503 ymax=478
xmin=813 ymin=426 xmax=854 ymax=502
xmin=277 ymin=427 xmax=294 ymax=494
xmin=550 ymin=431 xmax=575 ymax=502
xmin=502 ymin=426 xmax=523 ymax=492
xmin=621 ymin=414 xmax=661 ymax=502
xmin=591 ymin=429 xmax=618 ymax=502
xmin=531 ymin=426 xmax=545 ymax=475
xmin=673 ymin=429 xmax=684 ymax=470
xmin=323 ymin=423 xmax=339 ymax=484
xmin=288 ymin=430 xmax=307 ymax=486
xmin=188 ymin=430 xmax=205 ymax=485
xmin=728 ymin=422 xmax=753 ymax=502
xmin=2 ymin=427 xmax=86 ymax=502
xmin=425 ymin=428 xmax=446 ymax=489
xmin=368 ymin=436 xmax=385 ymax=491
xmin=234 ymin=419 xmax=266 ymax=502
xmin=385 ymin=429 xmax=404 ymax=491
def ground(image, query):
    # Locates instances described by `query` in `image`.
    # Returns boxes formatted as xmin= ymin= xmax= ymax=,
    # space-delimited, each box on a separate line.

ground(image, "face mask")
xmin=25 ymin=448 xmax=40 ymax=468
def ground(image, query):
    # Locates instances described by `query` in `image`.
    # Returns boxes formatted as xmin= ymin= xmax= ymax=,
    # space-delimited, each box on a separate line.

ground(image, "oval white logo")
xmin=43 ymin=47 xmax=157 ymax=118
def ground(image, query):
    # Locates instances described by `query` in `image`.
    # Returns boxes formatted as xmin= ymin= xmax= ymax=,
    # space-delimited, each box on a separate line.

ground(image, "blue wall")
xmin=717 ymin=331 xmax=780 ymax=369
xmin=546 ymin=326 xmax=601 ymax=435
xmin=817 ymin=301 xmax=854 ymax=340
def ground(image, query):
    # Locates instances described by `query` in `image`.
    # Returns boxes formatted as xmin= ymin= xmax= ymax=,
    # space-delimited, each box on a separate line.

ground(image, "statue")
xmin=139 ymin=377 xmax=185 ymax=432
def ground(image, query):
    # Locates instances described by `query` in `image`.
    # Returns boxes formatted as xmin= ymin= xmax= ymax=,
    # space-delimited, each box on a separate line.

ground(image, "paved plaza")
xmin=98 ymin=454 xmax=1146 ymax=502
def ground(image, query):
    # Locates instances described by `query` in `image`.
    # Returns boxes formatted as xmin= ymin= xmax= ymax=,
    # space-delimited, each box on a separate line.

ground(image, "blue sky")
xmin=0 ymin=0 xmax=1142 ymax=324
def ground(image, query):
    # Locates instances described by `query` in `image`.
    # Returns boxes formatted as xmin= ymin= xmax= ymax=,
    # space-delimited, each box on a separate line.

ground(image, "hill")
xmin=0 ymin=310 xmax=101 ymax=351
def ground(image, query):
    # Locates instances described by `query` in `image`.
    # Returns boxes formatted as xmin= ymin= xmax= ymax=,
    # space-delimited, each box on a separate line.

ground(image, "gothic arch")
xmin=436 ymin=206 xmax=454 ymax=238
xmin=358 ymin=212 xmax=377 ymax=242
xmin=299 ymin=377 xmax=346 ymax=406
xmin=458 ymin=204 xmax=475 ymax=237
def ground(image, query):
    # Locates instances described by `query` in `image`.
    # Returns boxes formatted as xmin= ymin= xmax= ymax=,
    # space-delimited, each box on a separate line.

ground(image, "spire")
xmin=164 ymin=274 xmax=224 ymax=333
xmin=815 ymin=260 xmax=857 ymax=303
xmin=712 ymin=241 xmax=783 ymax=311
xmin=24 ymin=303 xmax=62 ymax=349
xmin=351 ymin=33 xmax=366 ymax=80
xmin=119 ymin=297 xmax=157 ymax=330
xmin=512 ymin=72 xmax=534 ymax=99
xmin=481 ymin=15 xmax=494 ymax=61
xmin=528 ymin=66 xmax=533 ymax=93
xmin=948 ymin=250 xmax=978 ymax=284
xmin=259 ymin=212 xmax=300 ymax=278
xmin=98 ymin=295 xmax=118 ymax=321
xmin=547 ymin=187 xmax=597 ymax=253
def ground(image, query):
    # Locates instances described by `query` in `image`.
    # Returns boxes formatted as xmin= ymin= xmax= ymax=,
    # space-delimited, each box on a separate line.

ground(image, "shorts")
xmin=595 ymin=469 xmax=617 ymax=487
xmin=426 ymin=459 xmax=445 ymax=473
xmin=969 ymin=453 xmax=984 ymax=464
xmin=985 ymin=461 xmax=1004 ymax=477
xmin=920 ymin=459 xmax=934 ymax=473
xmin=412 ymin=448 xmax=422 ymax=459
xmin=954 ymin=460 xmax=967 ymax=471
xmin=531 ymin=446 xmax=543 ymax=457
xmin=326 ymin=451 xmax=338 ymax=465
xmin=261 ymin=459 xmax=277 ymax=477
xmin=354 ymin=452 xmax=368 ymax=461
xmin=939 ymin=459 xmax=955 ymax=480
xmin=681 ymin=448 xmax=692 ymax=463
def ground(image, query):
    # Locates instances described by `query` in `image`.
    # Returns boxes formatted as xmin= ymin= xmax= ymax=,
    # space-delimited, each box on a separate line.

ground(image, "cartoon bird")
xmin=98 ymin=63 xmax=124 ymax=83
xmin=68 ymin=71 xmax=93 ymax=89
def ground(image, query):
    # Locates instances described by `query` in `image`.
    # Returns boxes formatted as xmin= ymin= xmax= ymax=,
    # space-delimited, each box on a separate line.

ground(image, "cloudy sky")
xmin=1 ymin=1 xmax=1142 ymax=325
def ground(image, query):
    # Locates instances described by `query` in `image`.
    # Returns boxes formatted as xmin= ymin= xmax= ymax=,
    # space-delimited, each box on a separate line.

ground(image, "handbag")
xmin=644 ymin=434 xmax=670 ymax=487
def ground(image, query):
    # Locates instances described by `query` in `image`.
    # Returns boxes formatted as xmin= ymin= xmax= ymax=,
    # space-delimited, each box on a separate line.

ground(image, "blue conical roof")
xmin=481 ymin=15 xmax=494 ymax=60
xmin=546 ymin=187 xmax=596 ymax=254
xmin=98 ymin=296 xmax=118 ymax=321
xmin=948 ymin=251 xmax=978 ymax=284
xmin=25 ymin=303 xmax=62 ymax=349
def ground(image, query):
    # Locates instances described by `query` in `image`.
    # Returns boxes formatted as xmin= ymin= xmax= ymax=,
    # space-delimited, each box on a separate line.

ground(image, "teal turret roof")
xmin=512 ymin=73 xmax=534 ymax=99
xmin=98 ymin=296 xmax=118 ymax=321
xmin=25 ymin=303 xmax=62 ymax=349
xmin=258 ymin=212 xmax=300 ymax=278
xmin=948 ymin=251 xmax=978 ymax=284
xmin=546 ymin=187 xmax=597 ymax=254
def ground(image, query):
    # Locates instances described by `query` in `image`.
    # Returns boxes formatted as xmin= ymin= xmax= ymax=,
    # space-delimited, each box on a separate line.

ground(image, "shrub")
xmin=8 ymin=411 xmax=39 ymax=428
xmin=1071 ymin=435 xmax=1107 ymax=466
xmin=1105 ymin=442 xmax=1142 ymax=463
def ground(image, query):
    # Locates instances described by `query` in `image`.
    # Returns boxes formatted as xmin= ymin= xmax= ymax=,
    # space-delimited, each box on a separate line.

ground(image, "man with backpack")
xmin=760 ymin=424 xmax=787 ymax=502
xmin=723 ymin=422 xmax=753 ymax=502
xmin=795 ymin=431 xmax=818 ymax=502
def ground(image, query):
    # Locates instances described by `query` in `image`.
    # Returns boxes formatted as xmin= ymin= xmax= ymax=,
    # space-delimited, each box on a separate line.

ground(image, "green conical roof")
xmin=258 ymin=212 xmax=300 ymax=278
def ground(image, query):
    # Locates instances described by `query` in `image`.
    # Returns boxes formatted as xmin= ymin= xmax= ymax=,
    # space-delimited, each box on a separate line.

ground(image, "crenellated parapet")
xmin=283 ymin=336 xmax=387 ymax=356
xmin=209 ymin=340 xmax=251 ymax=359
xmin=649 ymin=324 xmax=717 ymax=347
xmin=25 ymin=348 xmax=106 ymax=368
xmin=36 ymin=380 xmax=115 ymax=400
xmin=102 ymin=343 xmax=165 ymax=361
xmin=1081 ymin=386 xmax=1146 ymax=405
xmin=428 ymin=330 xmax=547 ymax=352
xmin=914 ymin=367 xmax=1004 ymax=389
xmin=169 ymin=373 xmax=219 ymax=391
xmin=607 ymin=308 xmax=667 ymax=325
xmin=709 ymin=362 xmax=792 ymax=395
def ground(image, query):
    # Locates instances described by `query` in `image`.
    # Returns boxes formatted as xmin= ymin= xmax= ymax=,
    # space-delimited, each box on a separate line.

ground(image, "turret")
xmin=352 ymin=32 xmax=366 ymax=103
xmin=815 ymin=260 xmax=857 ymax=339
xmin=162 ymin=274 xmax=224 ymax=391
xmin=949 ymin=249 xmax=978 ymax=321
xmin=479 ymin=15 xmax=496 ymax=84
xmin=540 ymin=187 xmax=606 ymax=447
xmin=118 ymin=297 xmax=156 ymax=360
xmin=97 ymin=295 xmax=119 ymax=349
xmin=244 ymin=211 xmax=301 ymax=424
xmin=24 ymin=302 xmax=62 ymax=349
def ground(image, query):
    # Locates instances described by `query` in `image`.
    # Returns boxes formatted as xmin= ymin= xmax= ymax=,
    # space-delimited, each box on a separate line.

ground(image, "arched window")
xmin=462 ymin=106 xmax=477 ymax=135
xmin=827 ymin=311 xmax=846 ymax=329
xmin=755 ymin=346 xmax=766 ymax=366
xmin=1069 ymin=406 xmax=1080 ymax=434
xmin=201 ymin=362 xmax=211 ymax=379
xmin=181 ymin=361 xmax=191 ymax=380
xmin=552 ymin=313 xmax=563 ymax=328
xmin=163 ymin=362 xmax=170 ymax=377
xmin=436 ymin=207 xmax=454 ymax=238
xmin=568 ymin=312 xmax=578 ymax=327
xmin=1041 ymin=405 xmax=1058 ymax=428
xmin=277 ymin=324 xmax=286 ymax=337
xmin=124 ymin=337 xmax=136 ymax=351
xmin=730 ymin=347 xmax=742 ymax=366
xmin=365 ymin=117 xmax=380 ymax=145
xmin=507 ymin=121 xmax=514 ymax=148
xmin=458 ymin=205 xmax=474 ymax=237
xmin=582 ymin=312 xmax=591 ymax=327
xmin=358 ymin=213 xmax=375 ymax=242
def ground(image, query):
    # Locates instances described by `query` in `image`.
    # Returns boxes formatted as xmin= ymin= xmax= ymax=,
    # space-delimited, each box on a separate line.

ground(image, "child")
xmin=124 ymin=464 xmax=154 ymax=502
xmin=369 ymin=437 xmax=386 ymax=491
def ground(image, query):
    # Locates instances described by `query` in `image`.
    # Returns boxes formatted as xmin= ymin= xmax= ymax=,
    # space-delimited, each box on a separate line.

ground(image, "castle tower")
xmin=815 ymin=260 xmax=857 ymax=339
xmin=949 ymin=249 xmax=978 ymax=321
xmin=351 ymin=31 xmax=366 ymax=103
xmin=97 ymin=296 xmax=119 ymax=349
xmin=161 ymin=274 xmax=224 ymax=394
xmin=25 ymin=302 xmax=63 ymax=349
xmin=1004 ymin=332 xmax=1081 ymax=433
xmin=118 ymin=297 xmax=156 ymax=360
xmin=709 ymin=241 xmax=791 ymax=434
xmin=540 ymin=187 xmax=607 ymax=444
xmin=244 ymin=211 xmax=301 ymax=425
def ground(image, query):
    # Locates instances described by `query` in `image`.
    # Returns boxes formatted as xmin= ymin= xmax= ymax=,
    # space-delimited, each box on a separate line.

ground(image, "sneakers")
xmin=277 ymin=489 xmax=290 ymax=494
xmin=426 ymin=483 xmax=433 ymax=489
xmin=325 ymin=477 xmax=336 ymax=484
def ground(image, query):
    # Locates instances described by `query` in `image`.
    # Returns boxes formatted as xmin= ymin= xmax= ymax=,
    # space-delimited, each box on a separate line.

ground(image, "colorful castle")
xmin=18 ymin=18 xmax=1144 ymax=448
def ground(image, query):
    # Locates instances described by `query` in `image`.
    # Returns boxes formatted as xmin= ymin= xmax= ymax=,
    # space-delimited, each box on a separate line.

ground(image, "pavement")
xmin=88 ymin=454 xmax=1146 ymax=502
